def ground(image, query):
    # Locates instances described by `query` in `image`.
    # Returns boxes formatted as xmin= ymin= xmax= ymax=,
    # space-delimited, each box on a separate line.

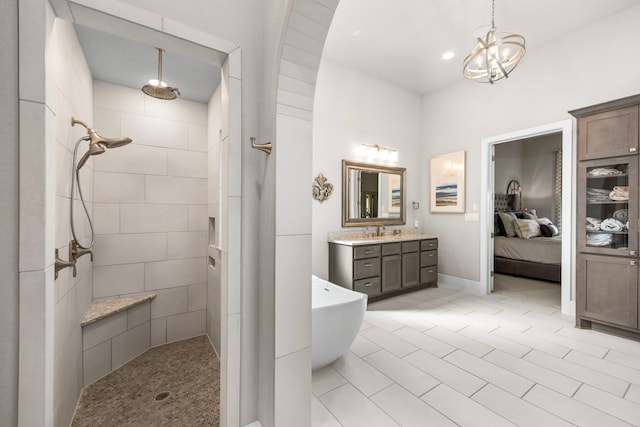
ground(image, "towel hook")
xmin=250 ymin=137 xmax=272 ymax=155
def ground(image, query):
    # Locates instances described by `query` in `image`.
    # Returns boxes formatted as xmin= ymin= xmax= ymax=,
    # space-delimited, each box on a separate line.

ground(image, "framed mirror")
xmin=342 ymin=160 xmax=406 ymax=227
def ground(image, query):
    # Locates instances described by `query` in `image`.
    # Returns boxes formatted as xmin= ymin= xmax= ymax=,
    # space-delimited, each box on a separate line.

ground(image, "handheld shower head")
xmin=71 ymin=116 xmax=132 ymax=170
xmin=76 ymin=139 xmax=106 ymax=170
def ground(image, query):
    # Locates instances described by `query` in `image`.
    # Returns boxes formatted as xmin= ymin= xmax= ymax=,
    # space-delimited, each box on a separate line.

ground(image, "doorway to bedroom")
xmin=480 ymin=120 xmax=574 ymax=316
xmin=493 ymin=133 xmax=563 ymax=308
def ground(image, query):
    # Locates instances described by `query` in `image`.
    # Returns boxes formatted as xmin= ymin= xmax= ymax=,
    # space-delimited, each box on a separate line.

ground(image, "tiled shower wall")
xmin=207 ymin=82 xmax=222 ymax=355
xmin=91 ymin=81 xmax=208 ymax=347
xmin=50 ymin=18 xmax=94 ymax=427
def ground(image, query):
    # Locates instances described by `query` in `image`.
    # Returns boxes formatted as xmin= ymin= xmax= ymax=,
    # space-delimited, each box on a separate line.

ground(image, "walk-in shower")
xmin=54 ymin=117 xmax=132 ymax=278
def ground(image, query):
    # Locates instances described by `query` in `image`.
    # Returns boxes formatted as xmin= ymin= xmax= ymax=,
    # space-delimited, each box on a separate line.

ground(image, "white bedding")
xmin=494 ymin=235 xmax=561 ymax=265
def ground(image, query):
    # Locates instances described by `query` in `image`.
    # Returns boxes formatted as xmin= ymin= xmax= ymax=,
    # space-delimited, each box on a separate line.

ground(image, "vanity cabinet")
xmin=381 ymin=243 xmax=402 ymax=293
xmin=571 ymin=94 xmax=640 ymax=339
xmin=329 ymin=235 xmax=438 ymax=301
xmin=401 ymin=241 xmax=420 ymax=288
xmin=420 ymin=239 xmax=438 ymax=285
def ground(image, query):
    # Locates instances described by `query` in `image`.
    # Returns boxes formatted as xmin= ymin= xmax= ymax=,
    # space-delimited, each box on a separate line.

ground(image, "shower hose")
xmin=70 ymin=136 xmax=95 ymax=250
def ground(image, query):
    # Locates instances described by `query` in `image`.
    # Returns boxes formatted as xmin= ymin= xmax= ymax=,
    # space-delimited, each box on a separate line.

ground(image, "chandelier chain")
xmin=491 ymin=0 xmax=496 ymax=30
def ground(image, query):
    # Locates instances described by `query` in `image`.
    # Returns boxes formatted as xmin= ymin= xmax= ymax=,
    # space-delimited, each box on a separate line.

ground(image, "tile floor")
xmin=72 ymin=335 xmax=219 ymax=426
xmin=312 ymin=278 xmax=640 ymax=427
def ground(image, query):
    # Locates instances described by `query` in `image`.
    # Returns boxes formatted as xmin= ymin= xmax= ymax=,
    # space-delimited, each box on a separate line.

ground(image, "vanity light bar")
xmin=359 ymin=144 xmax=398 ymax=162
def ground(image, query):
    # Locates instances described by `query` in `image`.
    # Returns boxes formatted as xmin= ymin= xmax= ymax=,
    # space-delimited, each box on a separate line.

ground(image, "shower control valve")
xmin=55 ymin=248 xmax=77 ymax=280
xmin=70 ymin=240 xmax=93 ymax=263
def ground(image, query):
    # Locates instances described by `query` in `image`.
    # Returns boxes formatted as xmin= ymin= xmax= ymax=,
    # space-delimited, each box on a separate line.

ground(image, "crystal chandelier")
xmin=463 ymin=0 xmax=526 ymax=84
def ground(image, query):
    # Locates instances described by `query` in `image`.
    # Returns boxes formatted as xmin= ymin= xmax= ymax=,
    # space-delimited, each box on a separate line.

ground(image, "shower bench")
xmin=81 ymin=294 xmax=156 ymax=386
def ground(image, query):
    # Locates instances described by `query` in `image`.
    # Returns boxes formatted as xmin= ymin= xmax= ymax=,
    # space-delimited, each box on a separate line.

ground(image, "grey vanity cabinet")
xmin=381 ymin=243 xmax=402 ymax=293
xmin=329 ymin=236 xmax=438 ymax=301
xmin=401 ymin=241 xmax=420 ymax=288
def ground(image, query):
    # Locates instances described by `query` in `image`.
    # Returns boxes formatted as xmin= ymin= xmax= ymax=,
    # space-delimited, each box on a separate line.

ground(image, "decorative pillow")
xmin=536 ymin=217 xmax=552 ymax=225
xmin=494 ymin=213 xmax=506 ymax=236
xmin=540 ymin=223 xmax=560 ymax=237
xmin=514 ymin=218 xmax=541 ymax=239
xmin=523 ymin=211 xmax=537 ymax=220
xmin=498 ymin=211 xmax=518 ymax=237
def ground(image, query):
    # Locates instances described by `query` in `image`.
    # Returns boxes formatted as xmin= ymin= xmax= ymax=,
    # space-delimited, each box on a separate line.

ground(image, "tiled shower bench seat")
xmin=81 ymin=294 xmax=156 ymax=386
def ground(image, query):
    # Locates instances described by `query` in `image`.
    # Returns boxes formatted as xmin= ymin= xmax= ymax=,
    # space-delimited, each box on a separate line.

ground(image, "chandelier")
xmin=463 ymin=0 xmax=526 ymax=84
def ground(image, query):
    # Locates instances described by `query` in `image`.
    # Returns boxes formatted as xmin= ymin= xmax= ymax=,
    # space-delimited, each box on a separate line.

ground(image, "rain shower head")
xmin=142 ymin=47 xmax=180 ymax=100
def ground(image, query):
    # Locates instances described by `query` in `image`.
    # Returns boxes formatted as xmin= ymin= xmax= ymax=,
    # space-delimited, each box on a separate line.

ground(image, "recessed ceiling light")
xmin=352 ymin=30 xmax=362 ymax=37
xmin=442 ymin=51 xmax=455 ymax=60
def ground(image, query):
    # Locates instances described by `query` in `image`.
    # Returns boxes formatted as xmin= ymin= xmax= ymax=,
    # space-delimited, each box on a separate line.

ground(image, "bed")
xmin=493 ymin=189 xmax=561 ymax=283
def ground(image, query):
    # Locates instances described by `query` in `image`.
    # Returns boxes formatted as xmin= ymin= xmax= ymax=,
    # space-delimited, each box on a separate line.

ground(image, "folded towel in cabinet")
xmin=600 ymin=218 xmax=625 ymax=232
xmin=609 ymin=186 xmax=629 ymax=201
xmin=586 ymin=217 xmax=601 ymax=231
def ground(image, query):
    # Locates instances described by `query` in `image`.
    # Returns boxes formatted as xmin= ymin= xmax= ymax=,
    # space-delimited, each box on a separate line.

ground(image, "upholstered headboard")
xmin=494 ymin=194 xmax=513 ymax=212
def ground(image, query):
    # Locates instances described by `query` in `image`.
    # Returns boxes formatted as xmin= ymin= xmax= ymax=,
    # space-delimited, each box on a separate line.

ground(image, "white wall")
xmin=312 ymin=59 xmax=423 ymax=278
xmin=0 ymin=0 xmax=19 ymax=424
xmin=49 ymin=18 xmax=94 ymax=427
xmin=495 ymin=134 xmax=562 ymax=220
xmin=521 ymin=134 xmax=562 ymax=219
xmin=421 ymin=5 xmax=640 ymax=285
xmin=92 ymin=81 xmax=209 ymax=347
xmin=494 ymin=141 xmax=524 ymax=196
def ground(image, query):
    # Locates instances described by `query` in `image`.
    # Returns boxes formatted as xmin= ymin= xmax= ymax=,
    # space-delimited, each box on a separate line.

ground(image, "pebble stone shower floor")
xmin=71 ymin=335 xmax=220 ymax=426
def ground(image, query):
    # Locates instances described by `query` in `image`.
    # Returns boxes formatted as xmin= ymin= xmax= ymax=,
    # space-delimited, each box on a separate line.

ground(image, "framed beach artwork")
xmin=388 ymin=174 xmax=401 ymax=213
xmin=430 ymin=150 xmax=466 ymax=213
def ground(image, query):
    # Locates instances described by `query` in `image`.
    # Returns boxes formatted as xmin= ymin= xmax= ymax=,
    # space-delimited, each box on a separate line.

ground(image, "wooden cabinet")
xmin=401 ymin=241 xmax=420 ymax=288
xmin=577 ymin=156 xmax=638 ymax=256
xmin=571 ymin=94 xmax=640 ymax=338
xmin=381 ymin=243 xmax=401 ymax=293
xmin=576 ymin=105 xmax=639 ymax=160
xmin=329 ymin=236 xmax=438 ymax=301
xmin=577 ymin=254 xmax=638 ymax=329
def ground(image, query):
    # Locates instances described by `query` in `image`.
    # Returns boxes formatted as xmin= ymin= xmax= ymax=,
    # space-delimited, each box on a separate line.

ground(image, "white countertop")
xmin=329 ymin=233 xmax=438 ymax=246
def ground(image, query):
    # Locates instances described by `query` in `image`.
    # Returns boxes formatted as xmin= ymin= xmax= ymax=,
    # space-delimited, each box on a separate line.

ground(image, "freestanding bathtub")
xmin=312 ymin=275 xmax=367 ymax=370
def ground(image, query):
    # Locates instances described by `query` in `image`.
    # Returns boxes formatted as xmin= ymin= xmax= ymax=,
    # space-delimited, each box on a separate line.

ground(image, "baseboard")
xmin=437 ymin=273 xmax=483 ymax=294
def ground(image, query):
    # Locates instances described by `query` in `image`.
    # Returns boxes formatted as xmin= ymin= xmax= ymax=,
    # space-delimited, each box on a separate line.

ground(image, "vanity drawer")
xmin=354 ymin=277 xmax=381 ymax=298
xmin=421 ymin=266 xmax=438 ymax=284
xmin=420 ymin=250 xmax=438 ymax=267
xmin=381 ymin=242 xmax=401 ymax=256
xmin=354 ymin=245 xmax=380 ymax=259
xmin=354 ymin=258 xmax=381 ymax=279
xmin=421 ymin=239 xmax=438 ymax=251
xmin=402 ymin=241 xmax=420 ymax=253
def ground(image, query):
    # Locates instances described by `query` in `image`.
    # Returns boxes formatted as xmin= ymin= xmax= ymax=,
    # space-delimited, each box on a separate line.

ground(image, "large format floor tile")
xmin=312 ymin=278 xmax=640 ymax=427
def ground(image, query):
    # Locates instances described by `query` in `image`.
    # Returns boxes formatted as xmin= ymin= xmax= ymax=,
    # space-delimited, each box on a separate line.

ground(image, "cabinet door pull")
xmin=364 ymin=282 xmax=372 ymax=287
xmin=364 ymin=262 xmax=372 ymax=267
xmin=364 ymin=249 xmax=372 ymax=254
xmin=631 ymin=261 xmax=637 ymax=266
xmin=630 ymin=147 xmax=637 ymax=153
xmin=428 ymin=253 xmax=434 ymax=257
xmin=631 ymin=250 xmax=637 ymax=256
xmin=427 ymin=269 xmax=434 ymax=273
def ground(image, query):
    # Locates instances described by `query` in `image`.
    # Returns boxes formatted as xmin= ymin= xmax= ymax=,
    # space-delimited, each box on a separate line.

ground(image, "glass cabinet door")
xmin=578 ymin=156 xmax=638 ymax=255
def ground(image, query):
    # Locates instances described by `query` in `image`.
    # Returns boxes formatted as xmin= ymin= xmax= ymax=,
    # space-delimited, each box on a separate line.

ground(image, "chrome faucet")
xmin=376 ymin=225 xmax=385 ymax=236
